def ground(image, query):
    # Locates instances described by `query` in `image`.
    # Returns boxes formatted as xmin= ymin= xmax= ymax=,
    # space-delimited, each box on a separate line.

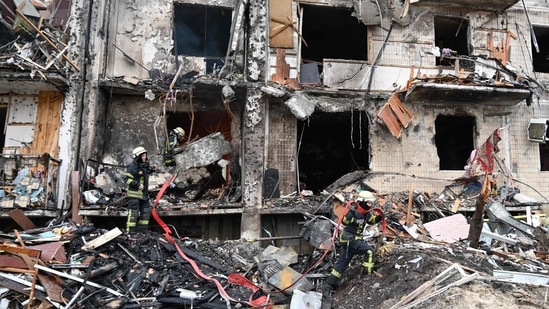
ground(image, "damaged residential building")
xmin=0 ymin=0 xmax=548 ymax=246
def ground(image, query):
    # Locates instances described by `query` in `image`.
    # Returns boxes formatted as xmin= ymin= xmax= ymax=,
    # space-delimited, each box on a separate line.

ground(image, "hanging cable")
xmin=350 ymin=109 xmax=355 ymax=149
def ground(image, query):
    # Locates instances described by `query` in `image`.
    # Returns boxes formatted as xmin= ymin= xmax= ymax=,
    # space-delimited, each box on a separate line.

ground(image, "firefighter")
xmin=163 ymin=127 xmax=185 ymax=166
xmin=322 ymin=191 xmax=383 ymax=300
xmin=123 ymin=146 xmax=156 ymax=233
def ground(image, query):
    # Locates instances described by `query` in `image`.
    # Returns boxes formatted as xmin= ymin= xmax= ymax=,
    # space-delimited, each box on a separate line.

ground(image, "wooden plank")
xmin=269 ymin=0 xmax=293 ymax=48
xmin=0 ymin=276 xmax=49 ymax=301
xmin=270 ymin=48 xmax=300 ymax=89
xmin=82 ymin=227 xmax=123 ymax=251
xmin=31 ymin=91 xmax=62 ymax=157
xmin=14 ymin=230 xmax=26 ymax=247
xmin=8 ymin=208 xmax=36 ymax=230
xmin=406 ymin=184 xmax=413 ymax=226
xmin=0 ymin=244 xmax=41 ymax=259
xmin=16 ymin=9 xmax=80 ymax=71
xmin=387 ymin=94 xmax=410 ymax=128
xmin=391 ymin=92 xmax=413 ymax=119
xmin=37 ymin=274 xmax=64 ymax=303
xmin=377 ymin=103 xmax=402 ymax=138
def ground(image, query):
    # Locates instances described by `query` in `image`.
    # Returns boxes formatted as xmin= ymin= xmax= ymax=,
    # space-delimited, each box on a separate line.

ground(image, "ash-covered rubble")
xmin=81 ymin=131 xmax=329 ymax=214
xmin=2 ymin=169 xmax=549 ymax=308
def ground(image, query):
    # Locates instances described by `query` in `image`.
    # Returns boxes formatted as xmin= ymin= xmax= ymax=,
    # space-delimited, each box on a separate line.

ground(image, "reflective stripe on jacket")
xmin=339 ymin=208 xmax=366 ymax=242
xmin=123 ymin=159 xmax=152 ymax=200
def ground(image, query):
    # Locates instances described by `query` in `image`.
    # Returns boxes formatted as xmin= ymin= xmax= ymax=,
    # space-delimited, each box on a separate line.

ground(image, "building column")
xmin=241 ymin=0 xmax=268 ymax=241
xmin=241 ymin=88 xmax=266 ymax=241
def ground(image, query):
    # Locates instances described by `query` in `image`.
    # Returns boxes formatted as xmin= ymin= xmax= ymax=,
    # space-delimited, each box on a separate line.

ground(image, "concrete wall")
xmin=363 ymin=4 xmax=549 ymax=199
xmin=259 ymin=1 xmax=549 ymax=200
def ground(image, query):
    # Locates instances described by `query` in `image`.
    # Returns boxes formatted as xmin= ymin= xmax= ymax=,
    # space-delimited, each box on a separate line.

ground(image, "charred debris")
xmin=2 ymin=165 xmax=549 ymax=308
xmin=1 ymin=1 xmax=549 ymax=308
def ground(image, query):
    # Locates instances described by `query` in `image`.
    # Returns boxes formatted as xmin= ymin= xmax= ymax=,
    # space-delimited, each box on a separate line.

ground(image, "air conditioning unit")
xmin=527 ymin=118 xmax=548 ymax=143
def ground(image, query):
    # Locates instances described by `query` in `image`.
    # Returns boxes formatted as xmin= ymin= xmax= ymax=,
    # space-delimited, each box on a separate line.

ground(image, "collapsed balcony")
xmin=0 ymin=153 xmax=60 ymax=218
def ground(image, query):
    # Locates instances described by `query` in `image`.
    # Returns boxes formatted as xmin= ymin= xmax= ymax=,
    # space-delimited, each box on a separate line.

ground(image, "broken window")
xmin=531 ymin=26 xmax=549 ymax=73
xmin=527 ymin=118 xmax=549 ymax=170
xmin=434 ymin=16 xmax=469 ymax=66
xmin=297 ymin=111 xmax=369 ymax=194
xmin=435 ymin=115 xmax=475 ymax=171
xmin=541 ymin=143 xmax=549 ymax=171
xmin=300 ymin=4 xmax=367 ymax=68
xmin=173 ymin=4 xmax=232 ymax=72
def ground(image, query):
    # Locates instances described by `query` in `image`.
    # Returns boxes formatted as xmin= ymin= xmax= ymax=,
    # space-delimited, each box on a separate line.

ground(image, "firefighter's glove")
xmin=366 ymin=213 xmax=383 ymax=224
xmin=130 ymin=180 xmax=139 ymax=189
xmin=138 ymin=184 xmax=144 ymax=191
xmin=362 ymin=261 xmax=374 ymax=274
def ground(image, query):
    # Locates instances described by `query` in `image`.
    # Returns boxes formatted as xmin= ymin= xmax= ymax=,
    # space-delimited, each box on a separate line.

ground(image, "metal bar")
xmin=63 ymin=286 xmax=85 ymax=309
xmin=117 ymin=243 xmax=143 ymax=265
xmin=34 ymin=265 xmax=123 ymax=297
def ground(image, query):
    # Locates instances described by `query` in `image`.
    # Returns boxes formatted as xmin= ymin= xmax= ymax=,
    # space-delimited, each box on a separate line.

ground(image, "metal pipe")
xmin=64 ymin=286 xmax=85 ymax=309
xmin=34 ymin=265 xmax=123 ymax=297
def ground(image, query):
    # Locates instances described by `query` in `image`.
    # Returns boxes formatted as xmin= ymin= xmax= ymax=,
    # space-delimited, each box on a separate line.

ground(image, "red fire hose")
xmin=150 ymin=175 xmax=255 ymax=307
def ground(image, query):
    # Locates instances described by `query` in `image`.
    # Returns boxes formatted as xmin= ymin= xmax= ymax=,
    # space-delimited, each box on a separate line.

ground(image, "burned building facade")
xmin=0 ymin=0 xmax=548 ymax=243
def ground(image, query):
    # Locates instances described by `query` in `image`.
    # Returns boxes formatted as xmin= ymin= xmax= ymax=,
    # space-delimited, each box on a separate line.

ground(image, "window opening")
xmin=173 ymin=5 xmax=232 ymax=73
xmin=435 ymin=115 xmax=475 ymax=170
xmin=540 ymin=122 xmax=549 ymax=171
xmin=300 ymin=4 xmax=368 ymax=71
xmin=532 ymin=26 xmax=549 ymax=73
xmin=297 ymin=111 xmax=369 ymax=194
xmin=0 ymin=105 xmax=6 ymax=151
xmin=165 ymin=110 xmax=232 ymax=190
xmin=434 ymin=16 xmax=469 ymax=66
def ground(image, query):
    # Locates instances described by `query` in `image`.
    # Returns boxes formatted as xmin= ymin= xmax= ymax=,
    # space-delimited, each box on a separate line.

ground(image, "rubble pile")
xmin=0 ymin=154 xmax=59 ymax=211
xmin=2 ymin=175 xmax=549 ymax=308
xmin=0 ymin=0 xmax=77 ymax=75
xmin=0 ymin=223 xmax=278 ymax=308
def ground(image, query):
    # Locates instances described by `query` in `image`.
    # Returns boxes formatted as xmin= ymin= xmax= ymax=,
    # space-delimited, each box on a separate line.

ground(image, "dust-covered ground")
xmin=328 ymin=241 xmax=549 ymax=309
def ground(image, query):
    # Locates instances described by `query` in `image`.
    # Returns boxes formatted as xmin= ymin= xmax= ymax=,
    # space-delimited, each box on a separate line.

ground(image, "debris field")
xmin=2 ymin=173 xmax=549 ymax=308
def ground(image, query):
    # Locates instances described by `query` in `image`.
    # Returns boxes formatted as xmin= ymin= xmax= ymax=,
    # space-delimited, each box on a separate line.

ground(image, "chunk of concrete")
xmin=174 ymin=132 xmax=231 ymax=171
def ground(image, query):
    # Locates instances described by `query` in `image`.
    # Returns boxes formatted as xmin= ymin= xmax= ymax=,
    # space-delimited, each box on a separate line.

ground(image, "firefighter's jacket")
xmin=339 ymin=206 xmax=379 ymax=242
xmin=124 ymin=159 xmax=154 ymax=200
xmin=163 ymin=132 xmax=179 ymax=165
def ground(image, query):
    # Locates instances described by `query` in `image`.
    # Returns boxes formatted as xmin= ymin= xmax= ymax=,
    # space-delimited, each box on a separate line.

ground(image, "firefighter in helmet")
xmin=163 ymin=127 xmax=185 ymax=166
xmin=123 ymin=146 xmax=156 ymax=233
xmin=322 ymin=190 xmax=383 ymax=300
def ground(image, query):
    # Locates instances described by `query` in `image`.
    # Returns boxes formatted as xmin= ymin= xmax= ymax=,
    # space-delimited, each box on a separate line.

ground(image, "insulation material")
xmin=4 ymin=125 xmax=34 ymax=147
xmin=283 ymin=92 xmax=316 ymax=120
xmin=423 ymin=213 xmax=470 ymax=243
xmin=8 ymin=95 xmax=37 ymax=124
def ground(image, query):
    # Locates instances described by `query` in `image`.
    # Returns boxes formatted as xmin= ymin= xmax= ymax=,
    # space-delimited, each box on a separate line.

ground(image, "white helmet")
xmin=173 ymin=127 xmax=185 ymax=137
xmin=357 ymin=190 xmax=376 ymax=202
xmin=132 ymin=146 xmax=147 ymax=158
